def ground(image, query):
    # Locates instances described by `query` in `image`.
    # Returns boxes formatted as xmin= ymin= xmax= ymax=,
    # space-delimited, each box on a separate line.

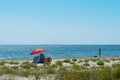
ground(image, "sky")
xmin=0 ymin=0 xmax=120 ymax=44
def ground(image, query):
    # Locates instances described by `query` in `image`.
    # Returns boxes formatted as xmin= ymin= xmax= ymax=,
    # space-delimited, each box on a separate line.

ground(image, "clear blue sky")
xmin=0 ymin=0 xmax=120 ymax=44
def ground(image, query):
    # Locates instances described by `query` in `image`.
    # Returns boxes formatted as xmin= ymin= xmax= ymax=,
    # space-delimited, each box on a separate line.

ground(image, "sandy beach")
xmin=0 ymin=57 xmax=120 ymax=80
xmin=2 ymin=56 xmax=120 ymax=66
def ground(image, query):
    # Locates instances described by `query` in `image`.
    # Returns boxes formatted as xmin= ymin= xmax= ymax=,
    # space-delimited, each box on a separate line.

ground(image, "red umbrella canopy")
xmin=30 ymin=48 xmax=45 ymax=55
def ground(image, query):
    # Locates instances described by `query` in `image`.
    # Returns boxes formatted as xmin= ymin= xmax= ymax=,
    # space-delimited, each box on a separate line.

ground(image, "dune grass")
xmin=0 ymin=58 xmax=120 ymax=80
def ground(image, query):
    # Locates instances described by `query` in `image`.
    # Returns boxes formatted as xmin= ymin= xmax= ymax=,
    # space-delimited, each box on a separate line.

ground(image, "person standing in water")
xmin=98 ymin=48 xmax=101 ymax=57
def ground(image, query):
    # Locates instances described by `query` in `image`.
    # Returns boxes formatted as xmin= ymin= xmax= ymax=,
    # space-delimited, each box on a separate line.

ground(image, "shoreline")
xmin=1 ymin=56 xmax=120 ymax=60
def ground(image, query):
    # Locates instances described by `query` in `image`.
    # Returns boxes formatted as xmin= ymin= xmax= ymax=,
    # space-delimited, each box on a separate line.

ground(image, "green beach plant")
xmin=72 ymin=64 xmax=80 ymax=70
xmin=104 ymin=59 xmax=110 ymax=62
xmin=20 ymin=61 xmax=37 ymax=69
xmin=55 ymin=61 xmax=63 ymax=66
xmin=72 ymin=58 xmax=77 ymax=62
xmin=51 ymin=64 xmax=58 ymax=68
xmin=97 ymin=61 xmax=104 ymax=66
xmin=0 ymin=60 xmax=6 ymax=66
xmin=113 ymin=65 xmax=120 ymax=79
xmin=43 ymin=62 xmax=51 ymax=67
xmin=84 ymin=59 xmax=89 ymax=62
xmin=46 ymin=66 xmax=56 ymax=74
xmin=70 ymin=61 xmax=76 ymax=65
xmin=112 ymin=63 xmax=120 ymax=68
xmin=63 ymin=59 xmax=71 ymax=63
xmin=9 ymin=61 xmax=19 ymax=65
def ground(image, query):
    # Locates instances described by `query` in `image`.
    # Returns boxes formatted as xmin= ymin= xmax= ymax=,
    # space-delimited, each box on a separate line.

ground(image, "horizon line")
xmin=0 ymin=43 xmax=120 ymax=45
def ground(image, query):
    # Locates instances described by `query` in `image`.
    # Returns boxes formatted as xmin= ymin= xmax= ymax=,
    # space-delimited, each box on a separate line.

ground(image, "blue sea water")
xmin=0 ymin=45 xmax=120 ymax=59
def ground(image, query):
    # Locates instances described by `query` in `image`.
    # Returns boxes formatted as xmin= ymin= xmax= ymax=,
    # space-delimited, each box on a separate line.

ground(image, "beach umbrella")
xmin=30 ymin=48 xmax=45 ymax=55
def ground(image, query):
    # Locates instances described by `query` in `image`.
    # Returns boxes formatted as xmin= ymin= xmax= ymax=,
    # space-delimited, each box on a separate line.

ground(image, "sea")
xmin=0 ymin=45 xmax=120 ymax=59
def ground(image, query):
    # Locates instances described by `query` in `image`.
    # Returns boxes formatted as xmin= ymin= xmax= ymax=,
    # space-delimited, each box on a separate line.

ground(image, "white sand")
xmin=1 ymin=57 xmax=120 ymax=67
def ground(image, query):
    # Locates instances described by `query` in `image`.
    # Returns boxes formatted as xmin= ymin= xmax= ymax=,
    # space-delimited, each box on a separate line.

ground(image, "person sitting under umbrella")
xmin=39 ymin=53 xmax=46 ymax=63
